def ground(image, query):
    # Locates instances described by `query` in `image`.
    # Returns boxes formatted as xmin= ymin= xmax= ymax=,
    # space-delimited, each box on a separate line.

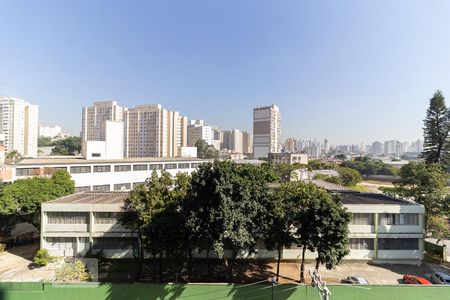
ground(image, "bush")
xmin=34 ymin=249 xmax=51 ymax=267
xmin=337 ymin=167 xmax=363 ymax=186
xmin=0 ymin=243 xmax=6 ymax=253
xmin=56 ymin=259 xmax=91 ymax=282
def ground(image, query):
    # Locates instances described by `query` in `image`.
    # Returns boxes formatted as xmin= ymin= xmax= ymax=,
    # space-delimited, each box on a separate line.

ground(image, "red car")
xmin=403 ymin=275 xmax=431 ymax=285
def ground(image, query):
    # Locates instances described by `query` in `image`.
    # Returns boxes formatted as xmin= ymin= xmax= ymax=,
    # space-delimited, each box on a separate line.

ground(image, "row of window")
xmin=75 ymin=182 xmax=144 ymax=192
xmin=16 ymin=162 xmax=202 ymax=176
xmin=47 ymin=212 xmax=121 ymax=224
xmin=351 ymin=213 xmax=419 ymax=226
xmin=349 ymin=238 xmax=419 ymax=250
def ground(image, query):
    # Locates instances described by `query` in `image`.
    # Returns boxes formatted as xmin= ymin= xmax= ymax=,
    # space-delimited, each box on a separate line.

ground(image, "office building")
xmin=81 ymin=101 xmax=124 ymax=142
xmin=253 ymin=105 xmax=281 ymax=158
xmin=372 ymin=141 xmax=383 ymax=156
xmin=0 ymin=96 xmax=38 ymax=157
xmin=222 ymin=129 xmax=243 ymax=153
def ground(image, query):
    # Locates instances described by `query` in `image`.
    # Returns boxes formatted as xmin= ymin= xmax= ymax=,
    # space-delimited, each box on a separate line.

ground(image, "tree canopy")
xmin=51 ymin=136 xmax=81 ymax=155
xmin=195 ymin=139 xmax=219 ymax=159
xmin=340 ymin=157 xmax=397 ymax=176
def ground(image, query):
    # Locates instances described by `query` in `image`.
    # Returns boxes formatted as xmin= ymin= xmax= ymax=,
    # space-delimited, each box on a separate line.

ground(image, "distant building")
xmin=0 ymin=96 xmax=38 ymax=157
xmin=253 ymin=105 xmax=281 ymax=158
xmin=187 ymin=120 xmax=213 ymax=146
xmin=222 ymin=129 xmax=243 ymax=153
xmin=39 ymin=124 xmax=62 ymax=138
xmin=371 ymin=141 xmax=383 ymax=156
xmin=268 ymin=152 xmax=308 ymax=165
xmin=283 ymin=137 xmax=297 ymax=153
xmin=242 ymin=131 xmax=253 ymax=154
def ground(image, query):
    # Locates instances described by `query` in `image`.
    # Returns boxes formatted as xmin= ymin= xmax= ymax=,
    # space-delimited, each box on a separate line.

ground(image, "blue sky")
xmin=1 ymin=0 xmax=450 ymax=144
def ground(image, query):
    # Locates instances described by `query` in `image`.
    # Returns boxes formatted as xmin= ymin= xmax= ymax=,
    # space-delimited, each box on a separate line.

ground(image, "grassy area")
xmin=362 ymin=180 xmax=394 ymax=186
xmin=348 ymin=185 xmax=370 ymax=192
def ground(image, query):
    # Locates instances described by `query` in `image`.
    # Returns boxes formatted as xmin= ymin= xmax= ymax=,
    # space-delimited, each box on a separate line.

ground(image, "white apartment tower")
xmin=123 ymin=104 xmax=187 ymax=158
xmin=253 ymin=105 xmax=281 ymax=158
xmin=81 ymin=101 xmax=124 ymax=142
xmin=187 ymin=120 xmax=212 ymax=147
xmin=0 ymin=96 xmax=38 ymax=157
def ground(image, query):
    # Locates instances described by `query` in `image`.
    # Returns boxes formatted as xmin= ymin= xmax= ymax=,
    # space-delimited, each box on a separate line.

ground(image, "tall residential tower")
xmin=253 ymin=105 xmax=281 ymax=158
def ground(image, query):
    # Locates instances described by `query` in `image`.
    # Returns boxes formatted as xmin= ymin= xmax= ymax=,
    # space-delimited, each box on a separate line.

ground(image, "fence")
xmin=1 ymin=282 xmax=450 ymax=300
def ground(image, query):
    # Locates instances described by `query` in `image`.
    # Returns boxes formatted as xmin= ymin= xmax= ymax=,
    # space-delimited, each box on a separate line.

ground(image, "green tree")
xmin=275 ymin=182 xmax=350 ymax=282
xmin=421 ymin=90 xmax=450 ymax=164
xmin=337 ymin=167 xmax=362 ymax=186
xmin=195 ymin=139 xmax=219 ymax=159
xmin=51 ymin=136 xmax=81 ymax=155
xmin=382 ymin=162 xmax=449 ymax=216
xmin=0 ymin=170 xmax=74 ymax=227
xmin=5 ymin=150 xmax=22 ymax=163
xmin=426 ymin=215 xmax=449 ymax=243
xmin=185 ymin=161 xmax=270 ymax=282
xmin=38 ymin=137 xmax=52 ymax=147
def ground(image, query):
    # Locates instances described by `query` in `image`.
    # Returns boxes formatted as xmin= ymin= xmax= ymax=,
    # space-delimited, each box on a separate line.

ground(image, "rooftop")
xmin=46 ymin=192 xmax=129 ymax=205
xmin=340 ymin=192 xmax=417 ymax=206
xmin=12 ymin=156 xmax=208 ymax=166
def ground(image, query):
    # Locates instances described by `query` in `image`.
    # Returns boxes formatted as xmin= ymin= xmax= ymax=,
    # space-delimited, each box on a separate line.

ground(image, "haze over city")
xmin=2 ymin=1 xmax=450 ymax=143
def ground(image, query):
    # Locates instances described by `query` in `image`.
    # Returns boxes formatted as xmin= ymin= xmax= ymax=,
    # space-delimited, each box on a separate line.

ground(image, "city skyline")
xmin=2 ymin=1 xmax=448 ymax=143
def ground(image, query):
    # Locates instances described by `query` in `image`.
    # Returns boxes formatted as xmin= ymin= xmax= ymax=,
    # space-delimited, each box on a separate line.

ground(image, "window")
xmin=178 ymin=163 xmax=190 ymax=169
xmin=94 ymin=212 xmax=119 ymax=224
xmin=93 ymin=165 xmax=111 ymax=172
xmin=75 ymin=186 xmax=91 ymax=192
xmin=114 ymin=183 xmax=131 ymax=191
xmin=114 ymin=165 xmax=131 ymax=172
xmin=149 ymin=164 xmax=163 ymax=170
xmin=92 ymin=237 xmax=136 ymax=250
xmin=164 ymin=163 xmax=177 ymax=169
xmin=46 ymin=237 xmax=76 ymax=250
xmin=191 ymin=163 xmax=202 ymax=168
xmin=133 ymin=164 xmax=148 ymax=171
xmin=349 ymin=238 xmax=374 ymax=250
xmin=378 ymin=238 xmax=419 ymax=250
xmin=93 ymin=184 xmax=110 ymax=191
xmin=379 ymin=213 xmax=419 ymax=225
xmin=351 ymin=213 xmax=374 ymax=225
xmin=92 ymin=153 xmax=101 ymax=157
xmin=16 ymin=168 xmax=39 ymax=176
xmin=47 ymin=212 xmax=88 ymax=224
xmin=70 ymin=166 xmax=91 ymax=174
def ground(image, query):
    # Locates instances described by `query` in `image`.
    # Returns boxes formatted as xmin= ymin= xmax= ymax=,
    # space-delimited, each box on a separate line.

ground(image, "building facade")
xmin=187 ymin=120 xmax=212 ymax=147
xmin=39 ymin=124 xmax=62 ymax=138
xmin=9 ymin=157 xmax=209 ymax=192
xmin=41 ymin=190 xmax=425 ymax=264
xmin=268 ymin=152 xmax=309 ymax=165
xmin=0 ymin=96 xmax=38 ymax=157
xmin=253 ymin=105 xmax=281 ymax=158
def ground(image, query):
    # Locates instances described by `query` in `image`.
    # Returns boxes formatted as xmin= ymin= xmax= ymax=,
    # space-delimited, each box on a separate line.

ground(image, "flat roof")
xmin=312 ymin=180 xmax=351 ymax=192
xmin=46 ymin=192 xmax=129 ymax=205
xmin=12 ymin=157 xmax=208 ymax=166
xmin=340 ymin=192 xmax=417 ymax=205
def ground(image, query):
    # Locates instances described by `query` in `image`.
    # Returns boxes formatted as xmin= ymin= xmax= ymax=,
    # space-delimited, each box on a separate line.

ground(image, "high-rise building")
xmin=0 ymin=96 xmax=38 ymax=157
xmin=39 ymin=124 xmax=62 ymax=138
xmin=83 ymin=101 xmax=187 ymax=158
xmin=123 ymin=104 xmax=187 ymax=158
xmin=242 ymin=131 xmax=253 ymax=154
xmin=371 ymin=141 xmax=383 ymax=156
xmin=187 ymin=120 xmax=213 ymax=146
xmin=222 ymin=129 xmax=244 ymax=153
xmin=283 ymin=137 xmax=297 ymax=153
xmin=384 ymin=140 xmax=400 ymax=156
xmin=253 ymin=105 xmax=281 ymax=158
xmin=82 ymin=101 xmax=124 ymax=142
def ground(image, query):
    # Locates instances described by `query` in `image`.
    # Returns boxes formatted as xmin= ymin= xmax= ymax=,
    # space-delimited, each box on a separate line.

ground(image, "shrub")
xmin=337 ymin=167 xmax=363 ymax=186
xmin=0 ymin=243 xmax=6 ymax=253
xmin=34 ymin=249 xmax=51 ymax=267
xmin=56 ymin=259 xmax=91 ymax=282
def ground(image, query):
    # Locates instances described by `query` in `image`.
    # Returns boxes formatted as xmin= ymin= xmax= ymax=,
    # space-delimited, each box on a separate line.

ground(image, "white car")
xmin=341 ymin=276 xmax=369 ymax=284
xmin=430 ymin=272 xmax=450 ymax=285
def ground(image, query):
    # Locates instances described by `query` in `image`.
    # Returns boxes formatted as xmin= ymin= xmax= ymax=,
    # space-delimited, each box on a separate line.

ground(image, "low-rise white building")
xmin=41 ymin=189 xmax=425 ymax=264
xmin=8 ymin=157 xmax=209 ymax=192
xmin=268 ymin=152 xmax=309 ymax=165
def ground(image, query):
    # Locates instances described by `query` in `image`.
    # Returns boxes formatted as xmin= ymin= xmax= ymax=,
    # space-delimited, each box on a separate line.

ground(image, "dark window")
xmin=164 ymin=163 xmax=177 ymax=169
xmin=133 ymin=164 xmax=148 ymax=171
xmin=94 ymin=212 xmax=120 ymax=224
xmin=178 ymin=163 xmax=190 ymax=169
xmin=351 ymin=213 xmax=374 ymax=225
xmin=92 ymin=153 xmax=101 ymax=157
xmin=114 ymin=183 xmax=131 ymax=191
xmin=114 ymin=165 xmax=131 ymax=172
xmin=16 ymin=168 xmax=40 ymax=176
xmin=75 ymin=186 xmax=91 ymax=192
xmin=70 ymin=166 xmax=91 ymax=174
xmin=92 ymin=184 xmax=110 ymax=191
xmin=191 ymin=163 xmax=202 ymax=168
xmin=349 ymin=238 xmax=374 ymax=250
xmin=93 ymin=165 xmax=111 ymax=173
xmin=47 ymin=212 xmax=88 ymax=224
xmin=149 ymin=164 xmax=163 ymax=170
xmin=378 ymin=238 xmax=419 ymax=250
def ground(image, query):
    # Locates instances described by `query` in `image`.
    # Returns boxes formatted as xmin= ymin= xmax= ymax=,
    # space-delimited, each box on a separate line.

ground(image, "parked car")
xmin=430 ymin=272 xmax=450 ymax=285
xmin=341 ymin=276 xmax=369 ymax=284
xmin=402 ymin=275 xmax=431 ymax=285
